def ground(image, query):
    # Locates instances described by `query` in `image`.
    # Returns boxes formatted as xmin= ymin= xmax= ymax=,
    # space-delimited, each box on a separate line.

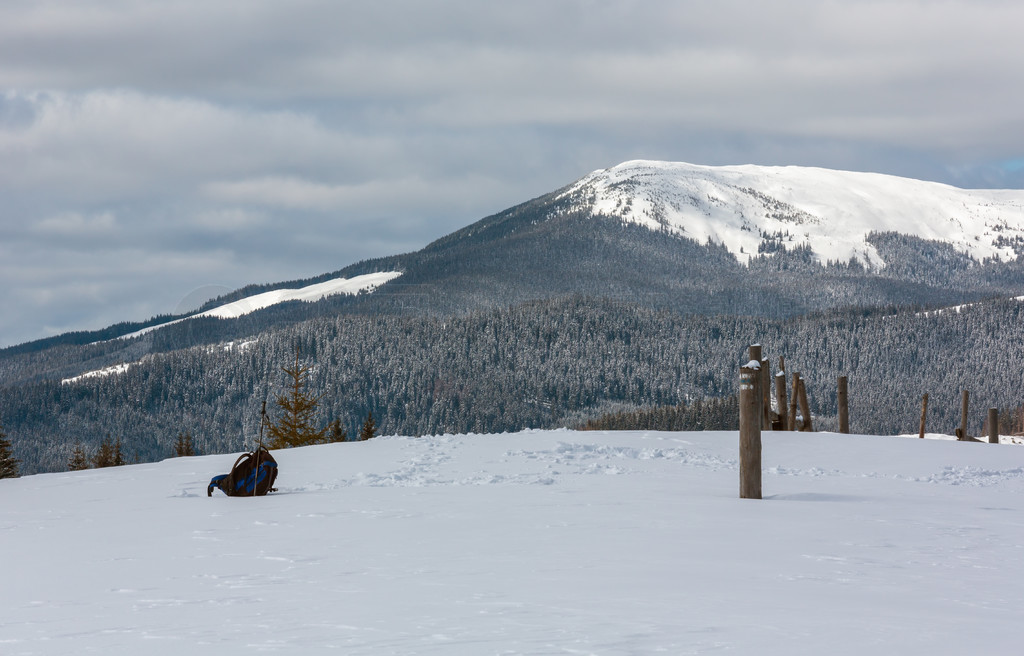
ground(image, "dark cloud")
xmin=1 ymin=1 xmax=1023 ymax=346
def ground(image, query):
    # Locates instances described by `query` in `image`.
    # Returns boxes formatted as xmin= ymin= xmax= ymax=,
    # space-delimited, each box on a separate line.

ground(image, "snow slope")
xmin=3 ymin=429 xmax=1024 ymax=655
xmin=561 ymin=160 xmax=1024 ymax=267
xmin=118 ymin=270 xmax=402 ymax=340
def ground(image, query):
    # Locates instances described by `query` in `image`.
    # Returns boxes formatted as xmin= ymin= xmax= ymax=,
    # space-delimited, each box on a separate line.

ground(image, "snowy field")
xmin=3 ymin=429 xmax=1024 ymax=655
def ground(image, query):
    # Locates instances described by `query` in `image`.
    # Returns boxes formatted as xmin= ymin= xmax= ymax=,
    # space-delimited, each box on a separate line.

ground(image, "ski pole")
xmin=254 ymin=400 xmax=267 ymax=496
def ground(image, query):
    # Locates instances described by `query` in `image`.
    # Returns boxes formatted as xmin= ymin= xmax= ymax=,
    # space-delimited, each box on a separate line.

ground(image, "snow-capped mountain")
xmin=560 ymin=160 xmax=1024 ymax=268
xmin=5 ymin=160 xmax=1024 ymax=475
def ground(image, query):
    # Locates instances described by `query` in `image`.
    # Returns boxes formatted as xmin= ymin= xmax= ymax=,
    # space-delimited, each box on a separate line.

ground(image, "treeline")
xmin=4 ymin=294 xmax=1024 ymax=474
xmin=578 ymin=397 xmax=740 ymax=432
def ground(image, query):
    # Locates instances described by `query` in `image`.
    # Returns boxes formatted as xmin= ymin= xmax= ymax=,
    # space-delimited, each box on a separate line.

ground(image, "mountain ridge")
xmin=7 ymin=159 xmax=1024 ymax=355
xmin=560 ymin=160 xmax=1024 ymax=268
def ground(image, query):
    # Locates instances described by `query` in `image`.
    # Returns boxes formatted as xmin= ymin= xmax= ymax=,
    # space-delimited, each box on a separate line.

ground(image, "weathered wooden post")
xmin=919 ymin=393 xmax=928 ymax=439
xmin=797 ymin=376 xmax=813 ymax=431
xmin=788 ymin=372 xmax=800 ymax=432
xmin=739 ymin=362 xmax=762 ymax=500
xmin=775 ymin=370 xmax=789 ymax=431
xmin=837 ymin=375 xmax=849 ymax=434
xmin=957 ymin=390 xmax=970 ymax=440
xmin=988 ymin=408 xmax=999 ymax=444
xmin=761 ymin=357 xmax=772 ymax=430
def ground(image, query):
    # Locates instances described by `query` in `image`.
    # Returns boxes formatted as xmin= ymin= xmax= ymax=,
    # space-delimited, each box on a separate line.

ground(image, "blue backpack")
xmin=208 ymin=448 xmax=278 ymax=497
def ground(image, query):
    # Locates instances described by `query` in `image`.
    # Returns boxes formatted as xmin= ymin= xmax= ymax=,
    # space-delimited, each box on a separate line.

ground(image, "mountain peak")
xmin=559 ymin=160 xmax=1024 ymax=267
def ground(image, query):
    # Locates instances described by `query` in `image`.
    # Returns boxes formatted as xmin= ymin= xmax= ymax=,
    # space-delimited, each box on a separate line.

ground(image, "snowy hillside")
xmin=119 ymin=270 xmax=402 ymax=340
xmin=4 ymin=429 xmax=1024 ymax=654
xmin=561 ymin=161 xmax=1024 ymax=267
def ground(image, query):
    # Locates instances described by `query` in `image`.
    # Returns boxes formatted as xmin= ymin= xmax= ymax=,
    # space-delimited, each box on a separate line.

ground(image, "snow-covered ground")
xmin=3 ymin=429 xmax=1024 ymax=655
xmin=562 ymin=160 xmax=1024 ymax=267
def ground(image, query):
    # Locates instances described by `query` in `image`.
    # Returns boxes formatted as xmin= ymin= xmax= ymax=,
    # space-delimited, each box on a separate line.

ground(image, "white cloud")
xmin=32 ymin=210 xmax=117 ymax=236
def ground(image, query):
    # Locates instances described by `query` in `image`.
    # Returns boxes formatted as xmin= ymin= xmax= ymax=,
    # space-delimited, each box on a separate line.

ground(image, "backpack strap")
xmin=208 ymin=474 xmax=228 ymax=497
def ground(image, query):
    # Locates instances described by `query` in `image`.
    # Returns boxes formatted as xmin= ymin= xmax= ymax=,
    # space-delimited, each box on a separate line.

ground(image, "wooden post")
xmin=919 ymin=393 xmax=928 ymax=439
xmin=761 ymin=357 xmax=772 ymax=430
xmin=957 ymin=390 xmax=969 ymax=440
xmin=788 ymin=372 xmax=800 ymax=431
xmin=837 ymin=375 xmax=849 ymax=434
xmin=988 ymin=408 xmax=999 ymax=444
xmin=797 ymin=376 xmax=813 ymax=432
xmin=775 ymin=371 xmax=789 ymax=432
xmin=739 ymin=364 xmax=762 ymax=499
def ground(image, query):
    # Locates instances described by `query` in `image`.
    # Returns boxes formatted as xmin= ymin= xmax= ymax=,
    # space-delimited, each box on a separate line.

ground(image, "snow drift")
xmin=3 ymin=429 xmax=1023 ymax=654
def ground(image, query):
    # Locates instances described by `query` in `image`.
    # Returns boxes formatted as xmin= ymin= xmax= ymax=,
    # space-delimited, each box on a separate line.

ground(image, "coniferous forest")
xmin=3 ymin=293 xmax=1023 ymax=474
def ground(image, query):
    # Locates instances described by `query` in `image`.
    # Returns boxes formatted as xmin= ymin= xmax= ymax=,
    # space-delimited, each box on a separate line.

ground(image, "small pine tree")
xmin=0 ymin=421 xmax=20 ymax=479
xmin=359 ymin=411 xmax=378 ymax=441
xmin=267 ymin=348 xmax=327 ymax=449
xmin=93 ymin=435 xmax=118 ymax=468
xmin=328 ymin=419 xmax=348 ymax=443
xmin=113 ymin=436 xmax=126 ymax=467
xmin=174 ymin=431 xmax=196 ymax=457
xmin=68 ymin=442 xmax=91 ymax=471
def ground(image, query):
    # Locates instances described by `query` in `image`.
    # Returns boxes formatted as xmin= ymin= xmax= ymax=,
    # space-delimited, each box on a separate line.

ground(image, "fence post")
xmin=739 ymin=363 xmax=762 ymax=500
xmin=788 ymin=372 xmax=800 ymax=431
xmin=775 ymin=371 xmax=789 ymax=431
xmin=837 ymin=375 xmax=849 ymax=434
xmin=919 ymin=393 xmax=928 ymax=439
xmin=761 ymin=358 xmax=772 ymax=429
xmin=988 ymin=408 xmax=999 ymax=444
xmin=957 ymin=390 xmax=970 ymax=440
xmin=797 ymin=376 xmax=813 ymax=431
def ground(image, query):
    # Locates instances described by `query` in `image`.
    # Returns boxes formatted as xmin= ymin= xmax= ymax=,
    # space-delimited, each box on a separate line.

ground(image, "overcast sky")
xmin=2 ymin=0 xmax=1023 ymax=348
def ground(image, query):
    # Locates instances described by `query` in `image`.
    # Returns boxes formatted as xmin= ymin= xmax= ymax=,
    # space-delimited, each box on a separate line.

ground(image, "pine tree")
xmin=113 ymin=436 xmax=126 ymax=467
xmin=359 ymin=411 xmax=378 ymax=441
xmin=174 ymin=431 xmax=196 ymax=456
xmin=267 ymin=348 xmax=327 ymax=449
xmin=0 ymin=421 xmax=19 ymax=479
xmin=93 ymin=435 xmax=116 ymax=468
xmin=68 ymin=442 xmax=91 ymax=471
xmin=328 ymin=419 xmax=348 ymax=443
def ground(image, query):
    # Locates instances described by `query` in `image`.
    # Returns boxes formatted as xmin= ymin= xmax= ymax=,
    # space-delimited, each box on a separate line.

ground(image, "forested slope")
xmin=5 ymin=295 xmax=1023 ymax=473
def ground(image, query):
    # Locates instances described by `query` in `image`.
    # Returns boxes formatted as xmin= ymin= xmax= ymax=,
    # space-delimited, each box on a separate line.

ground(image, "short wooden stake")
xmin=775 ymin=371 xmax=789 ymax=432
xmin=788 ymin=372 xmax=800 ymax=432
xmin=919 ymin=393 xmax=928 ymax=439
xmin=988 ymin=408 xmax=999 ymax=444
xmin=957 ymin=390 xmax=970 ymax=440
xmin=739 ymin=364 xmax=762 ymax=499
xmin=837 ymin=375 xmax=849 ymax=434
xmin=797 ymin=376 xmax=813 ymax=432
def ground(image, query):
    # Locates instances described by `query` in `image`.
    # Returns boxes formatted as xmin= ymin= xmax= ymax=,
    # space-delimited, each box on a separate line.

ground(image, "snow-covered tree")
xmin=0 ymin=421 xmax=19 ymax=479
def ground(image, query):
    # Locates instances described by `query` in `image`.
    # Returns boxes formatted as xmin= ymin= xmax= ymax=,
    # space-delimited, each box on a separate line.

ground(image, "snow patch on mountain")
xmin=61 ymin=362 xmax=133 ymax=385
xmin=61 ymin=273 xmax=400 ymax=384
xmin=118 ymin=270 xmax=402 ymax=340
xmin=560 ymin=160 xmax=1024 ymax=267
